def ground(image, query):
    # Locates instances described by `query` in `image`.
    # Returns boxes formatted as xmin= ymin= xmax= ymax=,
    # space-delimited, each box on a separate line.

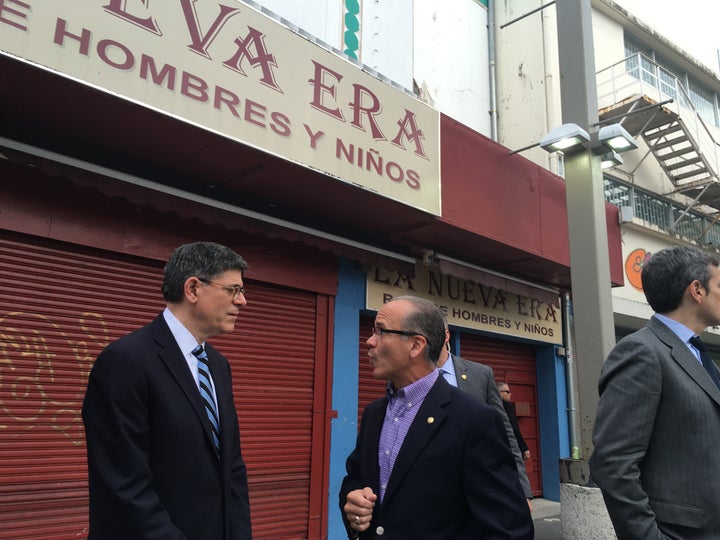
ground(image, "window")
xmin=689 ymin=80 xmax=717 ymax=126
xmin=624 ymin=34 xmax=719 ymax=128
xmin=624 ymin=38 xmax=656 ymax=88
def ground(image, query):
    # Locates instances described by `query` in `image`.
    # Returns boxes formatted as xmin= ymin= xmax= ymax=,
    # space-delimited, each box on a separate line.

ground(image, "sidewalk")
xmin=532 ymin=498 xmax=562 ymax=540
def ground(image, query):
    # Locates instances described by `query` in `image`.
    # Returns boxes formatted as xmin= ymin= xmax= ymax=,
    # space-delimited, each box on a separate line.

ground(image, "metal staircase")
xmin=596 ymin=54 xmax=720 ymax=211
xmin=644 ymin=116 xmax=714 ymax=192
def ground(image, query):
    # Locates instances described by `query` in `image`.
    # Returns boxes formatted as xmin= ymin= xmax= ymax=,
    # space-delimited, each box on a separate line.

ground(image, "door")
xmin=459 ymin=333 xmax=542 ymax=496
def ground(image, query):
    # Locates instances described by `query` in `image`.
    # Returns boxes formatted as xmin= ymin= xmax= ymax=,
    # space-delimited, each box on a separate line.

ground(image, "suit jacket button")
xmin=375 ymin=526 xmax=385 ymax=535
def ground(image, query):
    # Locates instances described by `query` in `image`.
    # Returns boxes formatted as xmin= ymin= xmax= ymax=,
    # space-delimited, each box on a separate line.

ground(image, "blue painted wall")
xmin=326 ymin=260 xmax=569 ymax=534
xmin=327 ymin=258 xmax=365 ymax=539
xmin=535 ymin=345 xmax=569 ymax=502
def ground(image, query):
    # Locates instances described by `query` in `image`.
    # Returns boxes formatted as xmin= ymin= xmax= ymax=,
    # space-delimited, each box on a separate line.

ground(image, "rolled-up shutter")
xmin=357 ymin=315 xmax=386 ymax=424
xmin=458 ymin=333 xmax=542 ymax=496
xmin=0 ymin=234 xmax=326 ymax=539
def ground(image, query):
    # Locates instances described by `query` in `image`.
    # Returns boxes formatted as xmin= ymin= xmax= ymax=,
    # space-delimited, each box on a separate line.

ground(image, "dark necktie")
xmin=192 ymin=345 xmax=220 ymax=453
xmin=690 ymin=336 xmax=720 ymax=391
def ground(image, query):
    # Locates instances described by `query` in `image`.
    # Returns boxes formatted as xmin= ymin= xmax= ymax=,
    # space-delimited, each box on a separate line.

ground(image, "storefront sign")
xmin=0 ymin=0 xmax=440 ymax=214
xmin=367 ymin=263 xmax=562 ymax=345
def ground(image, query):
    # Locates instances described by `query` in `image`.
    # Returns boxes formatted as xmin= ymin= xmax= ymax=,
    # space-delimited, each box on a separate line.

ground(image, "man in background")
xmin=497 ymin=381 xmax=531 ymax=462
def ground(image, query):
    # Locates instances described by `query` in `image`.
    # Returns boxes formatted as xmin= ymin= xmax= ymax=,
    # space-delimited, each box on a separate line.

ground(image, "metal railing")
xmin=596 ymin=53 xmax=720 ymax=180
xmin=604 ymin=176 xmax=720 ymax=246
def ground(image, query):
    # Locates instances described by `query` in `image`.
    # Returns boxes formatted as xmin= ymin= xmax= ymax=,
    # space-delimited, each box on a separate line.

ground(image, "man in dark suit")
xmin=436 ymin=335 xmax=534 ymax=509
xmin=497 ymin=382 xmax=530 ymax=461
xmin=590 ymin=246 xmax=720 ymax=540
xmin=82 ymin=242 xmax=252 ymax=540
xmin=340 ymin=295 xmax=533 ymax=539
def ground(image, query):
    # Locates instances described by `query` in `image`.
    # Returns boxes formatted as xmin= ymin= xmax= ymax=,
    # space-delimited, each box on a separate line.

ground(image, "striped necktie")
xmin=192 ymin=345 xmax=220 ymax=453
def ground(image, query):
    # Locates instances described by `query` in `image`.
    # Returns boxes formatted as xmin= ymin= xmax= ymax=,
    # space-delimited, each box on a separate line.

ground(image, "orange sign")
xmin=624 ymin=248 xmax=650 ymax=291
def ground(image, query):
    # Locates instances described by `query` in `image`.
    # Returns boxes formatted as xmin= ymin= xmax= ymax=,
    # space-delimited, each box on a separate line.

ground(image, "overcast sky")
xmin=614 ymin=0 xmax=720 ymax=75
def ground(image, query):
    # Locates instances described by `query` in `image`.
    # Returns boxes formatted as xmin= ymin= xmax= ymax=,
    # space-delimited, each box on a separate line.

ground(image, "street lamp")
xmin=555 ymin=0 xmax=621 ymax=536
xmin=598 ymin=123 xmax=639 ymax=152
xmin=540 ymin=123 xmax=591 ymax=153
xmin=600 ymin=150 xmax=623 ymax=170
xmin=512 ymin=122 xmax=638 ymax=165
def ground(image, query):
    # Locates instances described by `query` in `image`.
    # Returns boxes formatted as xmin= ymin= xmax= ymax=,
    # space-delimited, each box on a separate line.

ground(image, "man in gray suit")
xmin=590 ymin=246 xmax=720 ymax=539
xmin=436 ymin=323 xmax=534 ymax=509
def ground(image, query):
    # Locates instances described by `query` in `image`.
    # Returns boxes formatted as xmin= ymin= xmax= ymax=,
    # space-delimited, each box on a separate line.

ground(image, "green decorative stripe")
xmin=343 ymin=0 xmax=360 ymax=59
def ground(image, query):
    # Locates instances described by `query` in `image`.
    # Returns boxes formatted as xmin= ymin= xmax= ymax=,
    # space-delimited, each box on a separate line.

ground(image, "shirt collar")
xmin=163 ymin=307 xmax=203 ymax=355
xmin=386 ymin=369 xmax=440 ymax=402
xmin=653 ymin=313 xmax=696 ymax=347
xmin=441 ymin=353 xmax=457 ymax=378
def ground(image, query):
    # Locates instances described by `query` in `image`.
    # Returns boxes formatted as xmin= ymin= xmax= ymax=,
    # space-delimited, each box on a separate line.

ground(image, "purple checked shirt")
xmin=377 ymin=369 xmax=440 ymax=503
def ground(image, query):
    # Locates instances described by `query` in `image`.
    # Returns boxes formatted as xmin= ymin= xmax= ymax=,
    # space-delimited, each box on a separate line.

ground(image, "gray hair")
xmin=161 ymin=242 xmax=247 ymax=302
xmin=391 ymin=295 xmax=446 ymax=364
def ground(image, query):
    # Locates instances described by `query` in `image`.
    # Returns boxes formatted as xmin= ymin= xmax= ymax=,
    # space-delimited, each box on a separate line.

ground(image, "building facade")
xmin=498 ymin=0 xmax=720 ymax=343
xmin=0 ymin=1 xmax=647 ymax=538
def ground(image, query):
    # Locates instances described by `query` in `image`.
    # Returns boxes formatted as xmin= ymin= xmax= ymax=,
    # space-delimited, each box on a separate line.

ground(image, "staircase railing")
xmin=596 ymin=52 xmax=720 ymax=180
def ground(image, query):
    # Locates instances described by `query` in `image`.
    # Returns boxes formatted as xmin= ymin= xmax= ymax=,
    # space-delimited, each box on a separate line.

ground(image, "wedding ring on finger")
xmin=354 ymin=515 xmax=361 ymax=524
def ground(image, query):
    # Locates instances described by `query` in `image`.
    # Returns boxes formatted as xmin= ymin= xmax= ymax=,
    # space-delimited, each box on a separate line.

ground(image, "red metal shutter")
xmin=0 ymin=234 xmax=324 ymax=539
xmin=458 ymin=334 xmax=542 ymax=496
xmin=0 ymin=236 xmax=165 ymax=540
xmin=357 ymin=315 xmax=386 ymax=425
xmin=210 ymin=284 xmax=323 ymax=540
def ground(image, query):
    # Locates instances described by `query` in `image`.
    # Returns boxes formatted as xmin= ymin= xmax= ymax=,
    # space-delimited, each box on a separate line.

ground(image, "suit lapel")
xmin=453 ymin=356 xmax=470 ymax=391
xmin=152 ymin=316 xmax=220 ymax=454
xmin=362 ymin=400 xmax=386 ymax=493
xmin=649 ymin=317 xmax=720 ymax=406
xmin=382 ymin=377 xmax=451 ymax=506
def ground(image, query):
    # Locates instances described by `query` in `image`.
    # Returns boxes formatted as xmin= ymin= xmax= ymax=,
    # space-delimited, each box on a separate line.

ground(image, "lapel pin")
xmin=461 ymin=374 xmax=468 ymax=380
xmin=427 ymin=417 xmax=435 ymax=424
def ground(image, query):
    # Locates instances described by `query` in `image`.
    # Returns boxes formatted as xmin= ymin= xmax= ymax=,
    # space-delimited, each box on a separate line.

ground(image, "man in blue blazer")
xmin=82 ymin=242 xmax=252 ymax=539
xmin=590 ymin=246 xmax=720 ymax=539
xmin=340 ymin=295 xmax=533 ymax=539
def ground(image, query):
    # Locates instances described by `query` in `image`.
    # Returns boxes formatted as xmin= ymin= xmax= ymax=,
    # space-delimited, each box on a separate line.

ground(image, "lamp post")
xmin=556 ymin=0 xmax=616 ymax=505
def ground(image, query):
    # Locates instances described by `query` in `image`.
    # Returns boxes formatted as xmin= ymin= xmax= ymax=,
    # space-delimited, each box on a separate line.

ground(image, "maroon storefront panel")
xmin=459 ymin=334 xmax=541 ymax=497
xmin=357 ymin=316 xmax=386 ymax=424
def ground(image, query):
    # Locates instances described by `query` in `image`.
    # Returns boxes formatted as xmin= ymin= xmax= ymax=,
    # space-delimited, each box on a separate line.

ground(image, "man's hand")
xmin=343 ymin=487 xmax=377 ymax=534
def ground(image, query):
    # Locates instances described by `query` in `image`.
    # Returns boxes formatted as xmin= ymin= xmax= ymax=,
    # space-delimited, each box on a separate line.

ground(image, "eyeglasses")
xmin=370 ymin=326 xmax=421 ymax=338
xmin=200 ymin=278 xmax=246 ymax=299
xmin=500 ymin=390 xmax=511 ymax=394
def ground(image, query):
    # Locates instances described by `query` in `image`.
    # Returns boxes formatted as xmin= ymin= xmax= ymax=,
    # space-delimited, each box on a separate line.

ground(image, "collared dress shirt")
xmin=162 ymin=307 xmax=219 ymax=411
xmin=438 ymin=354 xmax=458 ymax=387
xmin=654 ymin=312 xmax=704 ymax=366
xmin=377 ymin=369 xmax=439 ymax=502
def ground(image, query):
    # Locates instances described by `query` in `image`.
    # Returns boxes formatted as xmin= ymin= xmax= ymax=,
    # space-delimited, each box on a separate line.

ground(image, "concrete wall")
xmin=495 ymin=0 xmax=555 ymax=168
xmin=252 ymin=0 xmax=492 ymax=134
xmin=413 ymin=0 xmax=491 ymax=133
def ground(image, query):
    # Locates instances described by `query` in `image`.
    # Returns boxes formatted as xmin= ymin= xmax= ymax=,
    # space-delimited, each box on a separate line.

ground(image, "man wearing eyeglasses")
xmin=340 ymin=295 xmax=533 ymax=539
xmin=82 ymin=242 xmax=252 ymax=539
xmin=497 ymin=382 xmax=531 ymax=462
